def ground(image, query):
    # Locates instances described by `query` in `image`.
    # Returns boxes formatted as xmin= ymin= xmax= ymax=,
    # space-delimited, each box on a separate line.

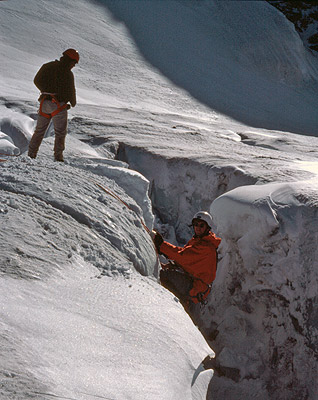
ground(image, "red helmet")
xmin=63 ymin=48 xmax=80 ymax=63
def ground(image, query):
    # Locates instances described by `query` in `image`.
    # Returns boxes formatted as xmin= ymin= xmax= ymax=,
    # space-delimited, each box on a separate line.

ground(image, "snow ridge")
xmin=0 ymin=154 xmax=157 ymax=279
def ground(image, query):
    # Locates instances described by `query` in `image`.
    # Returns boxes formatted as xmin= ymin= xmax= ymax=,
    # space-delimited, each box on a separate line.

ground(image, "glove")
xmin=151 ymin=230 xmax=163 ymax=252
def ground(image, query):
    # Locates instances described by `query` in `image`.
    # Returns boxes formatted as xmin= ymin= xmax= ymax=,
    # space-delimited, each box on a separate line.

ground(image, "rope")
xmin=0 ymin=153 xmax=20 ymax=163
xmin=0 ymin=152 xmax=21 ymax=157
xmin=94 ymin=181 xmax=151 ymax=235
xmin=94 ymin=181 xmax=162 ymax=274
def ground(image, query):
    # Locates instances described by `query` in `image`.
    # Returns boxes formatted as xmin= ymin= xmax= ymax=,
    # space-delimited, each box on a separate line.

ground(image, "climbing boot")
xmin=54 ymin=135 xmax=66 ymax=162
xmin=28 ymin=151 xmax=37 ymax=159
xmin=54 ymin=153 xmax=64 ymax=162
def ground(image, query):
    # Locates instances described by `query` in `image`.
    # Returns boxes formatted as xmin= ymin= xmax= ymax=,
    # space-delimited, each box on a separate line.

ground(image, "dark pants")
xmin=160 ymin=265 xmax=193 ymax=305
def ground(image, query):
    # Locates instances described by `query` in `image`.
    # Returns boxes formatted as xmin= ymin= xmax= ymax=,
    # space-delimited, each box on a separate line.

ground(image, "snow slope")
xmin=0 ymin=145 xmax=213 ymax=400
xmin=1 ymin=258 xmax=212 ymax=399
xmin=1 ymin=0 xmax=318 ymax=399
xmin=104 ymin=0 xmax=318 ymax=135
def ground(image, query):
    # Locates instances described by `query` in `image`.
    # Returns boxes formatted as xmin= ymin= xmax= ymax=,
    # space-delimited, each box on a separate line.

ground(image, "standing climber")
xmin=152 ymin=211 xmax=221 ymax=306
xmin=28 ymin=48 xmax=79 ymax=162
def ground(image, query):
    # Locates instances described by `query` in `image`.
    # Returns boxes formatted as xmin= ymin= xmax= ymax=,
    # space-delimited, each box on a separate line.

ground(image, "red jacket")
xmin=159 ymin=232 xmax=221 ymax=303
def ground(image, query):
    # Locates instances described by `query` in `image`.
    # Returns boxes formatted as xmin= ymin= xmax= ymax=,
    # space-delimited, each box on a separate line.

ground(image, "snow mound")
xmin=0 ymin=106 xmax=34 ymax=155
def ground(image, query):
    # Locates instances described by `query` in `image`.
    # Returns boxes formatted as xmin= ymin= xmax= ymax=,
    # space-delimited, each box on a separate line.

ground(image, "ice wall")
xmin=116 ymin=143 xmax=257 ymax=244
xmin=201 ymin=182 xmax=318 ymax=399
xmin=117 ymin=142 xmax=318 ymax=398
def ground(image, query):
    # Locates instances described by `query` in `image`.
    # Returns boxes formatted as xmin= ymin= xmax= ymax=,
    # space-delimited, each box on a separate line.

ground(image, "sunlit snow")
xmin=1 ymin=0 xmax=318 ymax=399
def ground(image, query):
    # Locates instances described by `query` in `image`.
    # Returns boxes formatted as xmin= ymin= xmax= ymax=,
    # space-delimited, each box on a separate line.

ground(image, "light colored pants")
xmin=28 ymin=99 xmax=68 ymax=159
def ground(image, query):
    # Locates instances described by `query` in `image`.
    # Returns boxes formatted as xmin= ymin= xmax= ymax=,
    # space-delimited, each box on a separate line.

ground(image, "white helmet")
xmin=192 ymin=211 xmax=213 ymax=228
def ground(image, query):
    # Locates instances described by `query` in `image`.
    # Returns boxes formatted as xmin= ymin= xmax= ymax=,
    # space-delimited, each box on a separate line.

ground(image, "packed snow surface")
xmin=1 ymin=0 xmax=318 ymax=399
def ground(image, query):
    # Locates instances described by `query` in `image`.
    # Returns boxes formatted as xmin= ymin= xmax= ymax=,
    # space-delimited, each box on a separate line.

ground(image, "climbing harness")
xmin=38 ymin=93 xmax=69 ymax=119
xmin=166 ymin=262 xmax=212 ymax=305
xmin=190 ymin=285 xmax=212 ymax=305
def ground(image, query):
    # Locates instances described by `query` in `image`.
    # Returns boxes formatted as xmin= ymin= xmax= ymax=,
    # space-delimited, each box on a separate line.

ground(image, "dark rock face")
xmin=268 ymin=1 xmax=318 ymax=52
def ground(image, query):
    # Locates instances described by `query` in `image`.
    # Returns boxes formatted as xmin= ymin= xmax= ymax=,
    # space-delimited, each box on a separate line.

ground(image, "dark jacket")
xmin=34 ymin=59 xmax=76 ymax=107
